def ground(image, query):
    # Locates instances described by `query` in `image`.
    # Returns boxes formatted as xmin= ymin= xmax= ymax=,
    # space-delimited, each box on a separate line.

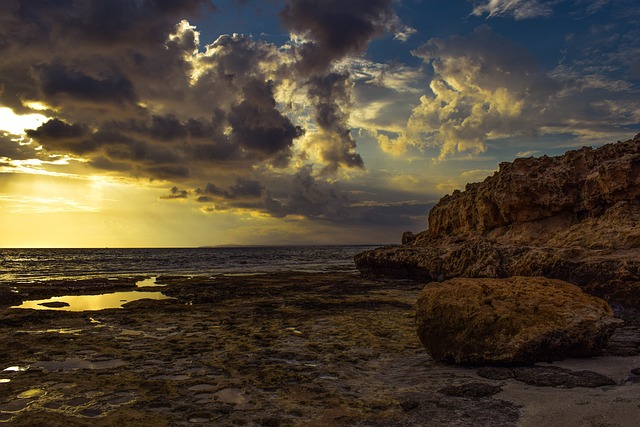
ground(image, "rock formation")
xmin=355 ymin=134 xmax=640 ymax=318
xmin=416 ymin=277 xmax=621 ymax=365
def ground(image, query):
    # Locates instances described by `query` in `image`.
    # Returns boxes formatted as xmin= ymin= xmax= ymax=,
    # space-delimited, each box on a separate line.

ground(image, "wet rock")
xmin=389 ymin=392 xmax=521 ymax=427
xmin=402 ymin=231 xmax=416 ymax=245
xmin=439 ymin=382 xmax=502 ymax=398
xmin=603 ymin=326 xmax=640 ymax=356
xmin=475 ymin=367 xmax=514 ymax=381
xmin=0 ymin=287 xmax=22 ymax=306
xmin=416 ymin=277 xmax=622 ymax=364
xmin=38 ymin=302 xmax=70 ymax=308
xmin=478 ymin=366 xmax=616 ymax=388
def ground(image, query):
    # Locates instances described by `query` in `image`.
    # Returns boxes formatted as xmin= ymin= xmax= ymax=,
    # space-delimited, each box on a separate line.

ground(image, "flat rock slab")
xmin=439 ymin=382 xmax=503 ymax=398
xmin=478 ymin=366 xmax=616 ymax=388
xmin=416 ymin=276 xmax=622 ymax=365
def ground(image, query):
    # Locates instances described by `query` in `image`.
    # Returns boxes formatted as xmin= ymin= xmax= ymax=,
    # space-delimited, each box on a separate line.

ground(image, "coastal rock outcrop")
xmin=416 ymin=277 xmax=622 ymax=365
xmin=355 ymin=134 xmax=640 ymax=317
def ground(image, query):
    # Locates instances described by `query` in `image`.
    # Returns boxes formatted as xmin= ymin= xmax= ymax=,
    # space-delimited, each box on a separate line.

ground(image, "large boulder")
xmin=356 ymin=134 xmax=640 ymax=318
xmin=416 ymin=277 xmax=622 ymax=365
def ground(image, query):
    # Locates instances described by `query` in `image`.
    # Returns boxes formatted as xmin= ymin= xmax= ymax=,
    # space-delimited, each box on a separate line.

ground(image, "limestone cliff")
xmin=355 ymin=134 xmax=640 ymax=317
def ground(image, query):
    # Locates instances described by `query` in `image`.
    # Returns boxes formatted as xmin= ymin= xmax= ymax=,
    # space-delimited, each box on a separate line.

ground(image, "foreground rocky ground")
xmin=1 ymin=273 xmax=639 ymax=426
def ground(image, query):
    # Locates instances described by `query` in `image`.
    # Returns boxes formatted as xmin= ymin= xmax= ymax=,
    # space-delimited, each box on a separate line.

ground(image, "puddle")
xmin=285 ymin=327 xmax=303 ymax=336
xmin=11 ymin=291 xmax=172 ymax=311
xmin=34 ymin=358 xmax=126 ymax=372
xmin=17 ymin=389 xmax=46 ymax=399
xmin=135 ymin=277 xmax=166 ymax=288
xmin=3 ymin=366 xmax=28 ymax=373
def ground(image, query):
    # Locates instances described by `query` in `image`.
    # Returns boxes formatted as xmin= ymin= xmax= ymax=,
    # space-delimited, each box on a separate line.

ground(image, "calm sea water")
xmin=0 ymin=246 xmax=380 ymax=282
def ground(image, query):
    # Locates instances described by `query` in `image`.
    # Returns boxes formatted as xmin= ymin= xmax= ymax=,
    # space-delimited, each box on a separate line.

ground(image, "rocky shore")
xmin=3 ymin=136 xmax=640 ymax=425
xmin=1 ymin=273 xmax=640 ymax=426
xmin=355 ymin=134 xmax=640 ymax=320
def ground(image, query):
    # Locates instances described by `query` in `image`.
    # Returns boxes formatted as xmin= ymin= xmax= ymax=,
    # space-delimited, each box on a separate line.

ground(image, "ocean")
xmin=0 ymin=246 xmax=380 ymax=282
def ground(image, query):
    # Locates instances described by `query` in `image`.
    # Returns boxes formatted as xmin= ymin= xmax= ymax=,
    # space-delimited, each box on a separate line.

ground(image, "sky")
xmin=0 ymin=0 xmax=639 ymax=247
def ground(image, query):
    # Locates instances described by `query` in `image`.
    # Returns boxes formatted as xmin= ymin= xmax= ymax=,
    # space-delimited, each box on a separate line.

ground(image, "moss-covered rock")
xmin=416 ymin=276 xmax=622 ymax=365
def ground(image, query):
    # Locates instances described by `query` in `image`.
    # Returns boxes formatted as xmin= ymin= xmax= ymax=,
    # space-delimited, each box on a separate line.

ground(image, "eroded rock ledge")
xmin=355 ymin=134 xmax=640 ymax=318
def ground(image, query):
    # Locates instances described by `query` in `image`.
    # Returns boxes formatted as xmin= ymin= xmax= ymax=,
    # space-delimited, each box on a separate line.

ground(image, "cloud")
xmin=160 ymin=186 xmax=189 ymax=199
xmin=227 ymin=80 xmax=303 ymax=163
xmin=304 ymin=72 xmax=364 ymax=172
xmin=0 ymin=0 xmax=432 ymax=236
xmin=379 ymin=23 xmax=640 ymax=159
xmin=278 ymin=0 xmax=410 ymax=173
xmin=264 ymin=165 xmax=349 ymax=219
xmin=348 ymin=59 xmax=426 ymax=133
xmin=26 ymin=119 xmax=90 ymax=146
xmin=381 ymin=26 xmax=556 ymax=158
xmin=195 ymin=177 xmax=264 ymax=202
xmin=280 ymin=0 xmax=397 ymax=74
xmin=471 ymin=0 xmax=553 ymax=20
xmin=0 ymin=134 xmax=39 ymax=162
xmin=4 ymin=0 xmax=411 ymax=184
xmin=1 ymin=0 xmax=419 ymax=186
xmin=34 ymin=62 xmax=138 ymax=107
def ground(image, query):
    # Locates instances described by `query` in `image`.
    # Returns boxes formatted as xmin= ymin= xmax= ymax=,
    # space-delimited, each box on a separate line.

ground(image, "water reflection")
xmin=135 ymin=277 xmax=166 ymax=288
xmin=3 ymin=366 xmax=28 ymax=373
xmin=12 ymin=291 xmax=172 ymax=312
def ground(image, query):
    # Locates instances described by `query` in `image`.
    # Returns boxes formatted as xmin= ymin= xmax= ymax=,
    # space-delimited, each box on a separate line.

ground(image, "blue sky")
xmin=0 ymin=0 xmax=638 ymax=247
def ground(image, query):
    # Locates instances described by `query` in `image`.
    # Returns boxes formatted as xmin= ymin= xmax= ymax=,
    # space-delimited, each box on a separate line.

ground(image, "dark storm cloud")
xmin=2 ymin=0 xmax=212 ymax=49
xmin=0 ymin=0 xmax=212 ymax=114
xmin=1 ymin=0 xmax=418 ymax=233
xmin=160 ymin=186 xmax=190 ymax=199
xmin=26 ymin=108 xmax=297 ymax=178
xmin=263 ymin=165 xmax=347 ymax=219
xmin=228 ymin=80 xmax=303 ymax=159
xmin=196 ymin=183 xmax=232 ymax=201
xmin=88 ymin=156 xmax=132 ymax=173
xmin=280 ymin=0 xmax=395 ymax=73
xmin=195 ymin=177 xmax=264 ymax=202
xmin=354 ymin=201 xmax=432 ymax=226
xmin=26 ymin=119 xmax=96 ymax=155
xmin=230 ymin=177 xmax=263 ymax=197
xmin=26 ymin=119 xmax=89 ymax=141
xmin=259 ymin=166 xmax=433 ymax=226
xmin=1 ymin=0 xmax=403 ymax=180
xmin=34 ymin=63 xmax=137 ymax=106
